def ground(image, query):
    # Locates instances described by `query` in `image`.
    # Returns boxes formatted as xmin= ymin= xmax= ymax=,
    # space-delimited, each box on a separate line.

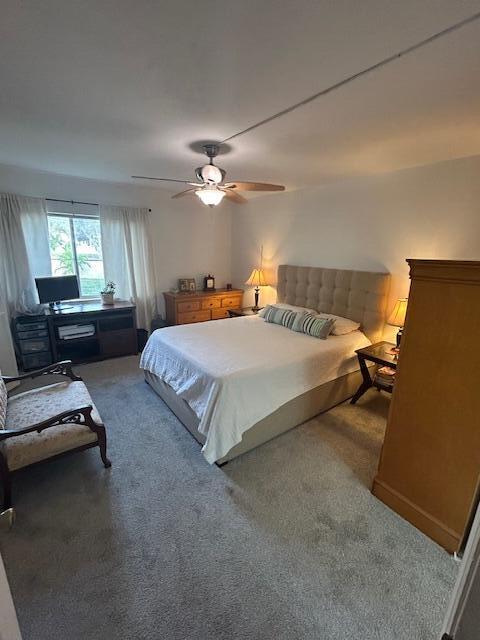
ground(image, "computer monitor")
xmin=35 ymin=275 xmax=80 ymax=311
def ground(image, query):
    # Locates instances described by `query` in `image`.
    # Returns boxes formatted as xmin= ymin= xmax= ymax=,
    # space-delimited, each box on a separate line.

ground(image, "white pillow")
xmin=258 ymin=303 xmax=316 ymax=318
xmin=317 ymin=313 xmax=360 ymax=335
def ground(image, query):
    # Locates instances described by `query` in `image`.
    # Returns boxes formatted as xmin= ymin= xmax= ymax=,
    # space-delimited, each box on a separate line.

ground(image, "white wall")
xmin=232 ymin=155 xmax=480 ymax=327
xmin=0 ymin=163 xmax=233 ymax=315
xmin=0 ymin=552 xmax=21 ymax=640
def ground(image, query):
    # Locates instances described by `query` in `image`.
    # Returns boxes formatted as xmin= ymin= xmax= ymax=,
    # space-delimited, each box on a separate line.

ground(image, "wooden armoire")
xmin=372 ymin=259 xmax=480 ymax=553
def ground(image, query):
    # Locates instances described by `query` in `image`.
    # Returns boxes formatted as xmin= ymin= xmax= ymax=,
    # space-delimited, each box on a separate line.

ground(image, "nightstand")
xmin=350 ymin=341 xmax=398 ymax=404
xmin=228 ymin=307 xmax=263 ymax=318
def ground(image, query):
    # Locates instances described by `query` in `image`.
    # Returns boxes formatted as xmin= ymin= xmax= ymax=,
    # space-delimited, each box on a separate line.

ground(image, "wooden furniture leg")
xmin=0 ymin=452 xmax=12 ymax=512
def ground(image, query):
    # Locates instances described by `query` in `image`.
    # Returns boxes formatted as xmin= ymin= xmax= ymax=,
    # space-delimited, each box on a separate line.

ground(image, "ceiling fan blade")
xmin=221 ymin=188 xmax=247 ymax=204
xmin=172 ymin=188 xmax=197 ymax=199
xmin=132 ymin=176 xmax=193 ymax=184
xmin=223 ymin=181 xmax=285 ymax=192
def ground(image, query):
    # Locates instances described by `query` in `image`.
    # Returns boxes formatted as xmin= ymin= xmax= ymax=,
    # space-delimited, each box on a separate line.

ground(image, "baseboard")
xmin=372 ymin=478 xmax=461 ymax=553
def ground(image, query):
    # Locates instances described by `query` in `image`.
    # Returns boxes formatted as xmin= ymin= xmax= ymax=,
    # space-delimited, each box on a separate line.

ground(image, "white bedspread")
xmin=140 ymin=316 xmax=370 ymax=463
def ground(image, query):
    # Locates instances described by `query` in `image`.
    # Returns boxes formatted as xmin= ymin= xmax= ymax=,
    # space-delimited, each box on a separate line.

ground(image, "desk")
xmin=46 ymin=301 xmax=137 ymax=364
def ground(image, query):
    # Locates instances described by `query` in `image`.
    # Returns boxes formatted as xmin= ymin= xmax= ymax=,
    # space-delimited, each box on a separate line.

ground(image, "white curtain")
xmin=0 ymin=193 xmax=49 ymax=314
xmin=100 ymin=205 xmax=157 ymax=330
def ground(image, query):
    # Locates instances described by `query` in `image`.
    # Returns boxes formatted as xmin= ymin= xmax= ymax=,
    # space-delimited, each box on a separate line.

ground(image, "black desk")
xmin=46 ymin=301 xmax=137 ymax=364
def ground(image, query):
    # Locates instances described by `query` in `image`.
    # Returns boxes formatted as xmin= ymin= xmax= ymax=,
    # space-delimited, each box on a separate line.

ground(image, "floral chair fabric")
xmin=0 ymin=377 xmax=6 ymax=431
xmin=3 ymin=381 xmax=100 ymax=471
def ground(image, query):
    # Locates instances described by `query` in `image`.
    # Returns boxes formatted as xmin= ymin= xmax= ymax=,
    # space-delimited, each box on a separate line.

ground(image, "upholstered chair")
xmin=0 ymin=361 xmax=110 ymax=525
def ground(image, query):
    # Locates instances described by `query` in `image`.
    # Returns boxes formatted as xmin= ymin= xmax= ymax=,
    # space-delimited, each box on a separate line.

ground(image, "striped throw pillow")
xmin=263 ymin=305 xmax=304 ymax=330
xmin=299 ymin=313 xmax=335 ymax=339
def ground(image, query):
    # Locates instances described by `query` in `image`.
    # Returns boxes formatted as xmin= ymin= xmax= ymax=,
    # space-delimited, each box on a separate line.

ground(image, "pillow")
xmin=296 ymin=313 xmax=335 ymax=339
xmin=0 ymin=376 xmax=7 ymax=430
xmin=258 ymin=303 xmax=315 ymax=318
xmin=317 ymin=313 xmax=360 ymax=335
xmin=263 ymin=305 xmax=306 ymax=330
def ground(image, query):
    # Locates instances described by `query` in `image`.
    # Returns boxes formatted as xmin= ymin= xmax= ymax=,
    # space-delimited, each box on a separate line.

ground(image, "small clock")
xmin=204 ymin=274 xmax=215 ymax=291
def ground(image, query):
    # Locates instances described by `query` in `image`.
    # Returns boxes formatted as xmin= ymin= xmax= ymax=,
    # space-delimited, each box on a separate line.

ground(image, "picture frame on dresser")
xmin=178 ymin=278 xmax=196 ymax=293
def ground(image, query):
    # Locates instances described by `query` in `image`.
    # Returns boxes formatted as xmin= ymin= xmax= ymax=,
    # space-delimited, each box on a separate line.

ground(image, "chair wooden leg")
xmin=97 ymin=425 xmax=111 ymax=468
xmin=0 ymin=453 xmax=12 ymax=511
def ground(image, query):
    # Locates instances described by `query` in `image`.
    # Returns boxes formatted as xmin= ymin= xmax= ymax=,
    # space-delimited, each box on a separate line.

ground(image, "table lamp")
xmin=388 ymin=298 xmax=408 ymax=347
xmin=245 ymin=267 xmax=269 ymax=311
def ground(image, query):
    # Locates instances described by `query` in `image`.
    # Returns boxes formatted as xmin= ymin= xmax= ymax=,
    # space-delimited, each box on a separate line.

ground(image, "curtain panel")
xmin=99 ymin=205 xmax=157 ymax=330
xmin=0 ymin=193 xmax=49 ymax=314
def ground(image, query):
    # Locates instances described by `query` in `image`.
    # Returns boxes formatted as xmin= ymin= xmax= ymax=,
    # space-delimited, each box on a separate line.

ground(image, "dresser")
xmin=164 ymin=289 xmax=244 ymax=325
xmin=372 ymin=260 xmax=480 ymax=553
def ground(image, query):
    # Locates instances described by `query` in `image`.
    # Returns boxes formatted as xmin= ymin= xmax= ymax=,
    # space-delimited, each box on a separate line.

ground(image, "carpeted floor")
xmin=0 ymin=356 xmax=456 ymax=640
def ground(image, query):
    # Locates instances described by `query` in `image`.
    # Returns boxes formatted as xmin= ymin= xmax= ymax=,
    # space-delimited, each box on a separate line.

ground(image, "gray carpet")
xmin=0 ymin=356 xmax=456 ymax=640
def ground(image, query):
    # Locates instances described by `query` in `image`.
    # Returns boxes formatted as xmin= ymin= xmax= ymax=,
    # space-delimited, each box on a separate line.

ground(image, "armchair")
xmin=0 ymin=360 xmax=111 ymax=522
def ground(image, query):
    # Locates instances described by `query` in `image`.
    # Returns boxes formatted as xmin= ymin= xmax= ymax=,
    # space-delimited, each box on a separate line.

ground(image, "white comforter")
xmin=140 ymin=316 xmax=370 ymax=463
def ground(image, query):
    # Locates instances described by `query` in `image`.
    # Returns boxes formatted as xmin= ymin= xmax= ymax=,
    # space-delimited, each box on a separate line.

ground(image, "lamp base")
xmin=253 ymin=287 xmax=260 ymax=312
xmin=396 ymin=327 xmax=403 ymax=348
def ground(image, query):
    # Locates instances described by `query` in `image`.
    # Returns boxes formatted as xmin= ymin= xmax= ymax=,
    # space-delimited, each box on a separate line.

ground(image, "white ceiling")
xmin=1 ymin=0 xmax=480 ymax=191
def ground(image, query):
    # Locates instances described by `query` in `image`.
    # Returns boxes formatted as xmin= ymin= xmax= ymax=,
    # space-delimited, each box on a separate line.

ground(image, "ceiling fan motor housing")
xmin=196 ymin=164 xmax=225 ymax=184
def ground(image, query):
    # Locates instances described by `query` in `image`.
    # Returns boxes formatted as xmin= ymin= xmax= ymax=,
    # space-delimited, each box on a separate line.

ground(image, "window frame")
xmin=46 ymin=210 xmax=104 ymax=300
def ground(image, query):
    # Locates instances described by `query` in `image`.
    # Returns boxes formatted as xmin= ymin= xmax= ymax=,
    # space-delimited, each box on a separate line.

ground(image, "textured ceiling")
xmin=1 ymin=0 xmax=479 ymax=191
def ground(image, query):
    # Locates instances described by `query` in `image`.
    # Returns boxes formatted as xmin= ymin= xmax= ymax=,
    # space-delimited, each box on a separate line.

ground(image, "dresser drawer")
xmin=212 ymin=308 xmax=235 ymax=320
xmin=177 ymin=310 xmax=211 ymax=324
xmin=201 ymin=298 xmax=221 ymax=310
xmin=221 ymin=296 xmax=242 ymax=308
xmin=177 ymin=300 xmax=200 ymax=313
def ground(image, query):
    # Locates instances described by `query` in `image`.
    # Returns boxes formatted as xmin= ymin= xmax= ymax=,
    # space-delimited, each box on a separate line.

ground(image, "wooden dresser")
xmin=372 ymin=260 xmax=480 ymax=553
xmin=164 ymin=289 xmax=243 ymax=325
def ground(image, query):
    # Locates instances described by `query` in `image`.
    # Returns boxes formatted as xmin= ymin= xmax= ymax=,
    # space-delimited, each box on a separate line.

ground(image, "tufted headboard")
xmin=277 ymin=264 xmax=391 ymax=343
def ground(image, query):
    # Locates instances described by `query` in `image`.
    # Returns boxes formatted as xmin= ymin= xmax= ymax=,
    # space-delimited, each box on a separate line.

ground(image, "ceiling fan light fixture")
xmin=195 ymin=186 xmax=225 ymax=207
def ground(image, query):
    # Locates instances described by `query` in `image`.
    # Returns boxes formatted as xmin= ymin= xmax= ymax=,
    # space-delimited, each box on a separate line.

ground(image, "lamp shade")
xmin=388 ymin=298 xmax=408 ymax=327
xmin=195 ymin=187 xmax=225 ymax=206
xmin=245 ymin=268 xmax=269 ymax=287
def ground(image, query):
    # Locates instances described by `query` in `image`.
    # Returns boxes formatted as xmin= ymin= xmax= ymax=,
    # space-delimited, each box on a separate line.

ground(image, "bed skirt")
xmin=144 ymin=366 xmax=371 ymax=464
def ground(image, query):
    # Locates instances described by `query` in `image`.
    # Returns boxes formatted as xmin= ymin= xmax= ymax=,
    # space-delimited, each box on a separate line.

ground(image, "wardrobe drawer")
xmin=221 ymin=296 xmax=242 ymax=308
xmin=177 ymin=310 xmax=211 ymax=324
xmin=201 ymin=298 xmax=221 ymax=310
xmin=212 ymin=308 xmax=236 ymax=320
xmin=177 ymin=301 xmax=200 ymax=313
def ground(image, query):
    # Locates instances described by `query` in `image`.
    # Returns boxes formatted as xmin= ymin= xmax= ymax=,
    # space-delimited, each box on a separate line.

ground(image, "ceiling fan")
xmin=132 ymin=143 xmax=285 ymax=207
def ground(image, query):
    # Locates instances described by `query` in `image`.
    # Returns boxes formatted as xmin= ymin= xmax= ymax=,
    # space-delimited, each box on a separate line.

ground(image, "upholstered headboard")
xmin=277 ymin=265 xmax=391 ymax=343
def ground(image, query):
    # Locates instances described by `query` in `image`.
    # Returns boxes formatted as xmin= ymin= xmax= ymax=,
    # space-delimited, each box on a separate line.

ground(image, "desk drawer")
xmin=17 ymin=328 xmax=48 ymax=340
xmin=16 ymin=321 xmax=47 ymax=332
xmin=221 ymin=296 xmax=242 ymax=308
xmin=177 ymin=310 xmax=211 ymax=324
xmin=177 ymin=301 xmax=200 ymax=313
xmin=19 ymin=336 xmax=51 ymax=354
xmin=22 ymin=352 xmax=52 ymax=371
xmin=201 ymin=298 xmax=221 ymax=310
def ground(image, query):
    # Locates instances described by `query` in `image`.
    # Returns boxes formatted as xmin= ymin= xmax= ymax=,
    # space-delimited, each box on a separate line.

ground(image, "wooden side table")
xmin=350 ymin=341 xmax=398 ymax=404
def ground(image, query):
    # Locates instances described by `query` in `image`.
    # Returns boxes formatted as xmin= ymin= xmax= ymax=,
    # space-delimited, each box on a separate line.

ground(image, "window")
xmin=47 ymin=212 xmax=105 ymax=298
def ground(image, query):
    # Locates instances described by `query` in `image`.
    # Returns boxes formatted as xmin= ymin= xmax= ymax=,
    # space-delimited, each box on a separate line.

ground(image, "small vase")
xmin=101 ymin=292 xmax=114 ymax=305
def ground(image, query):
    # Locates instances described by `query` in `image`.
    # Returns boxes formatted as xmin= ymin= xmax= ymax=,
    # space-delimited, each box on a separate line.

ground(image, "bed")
xmin=141 ymin=265 xmax=390 ymax=464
